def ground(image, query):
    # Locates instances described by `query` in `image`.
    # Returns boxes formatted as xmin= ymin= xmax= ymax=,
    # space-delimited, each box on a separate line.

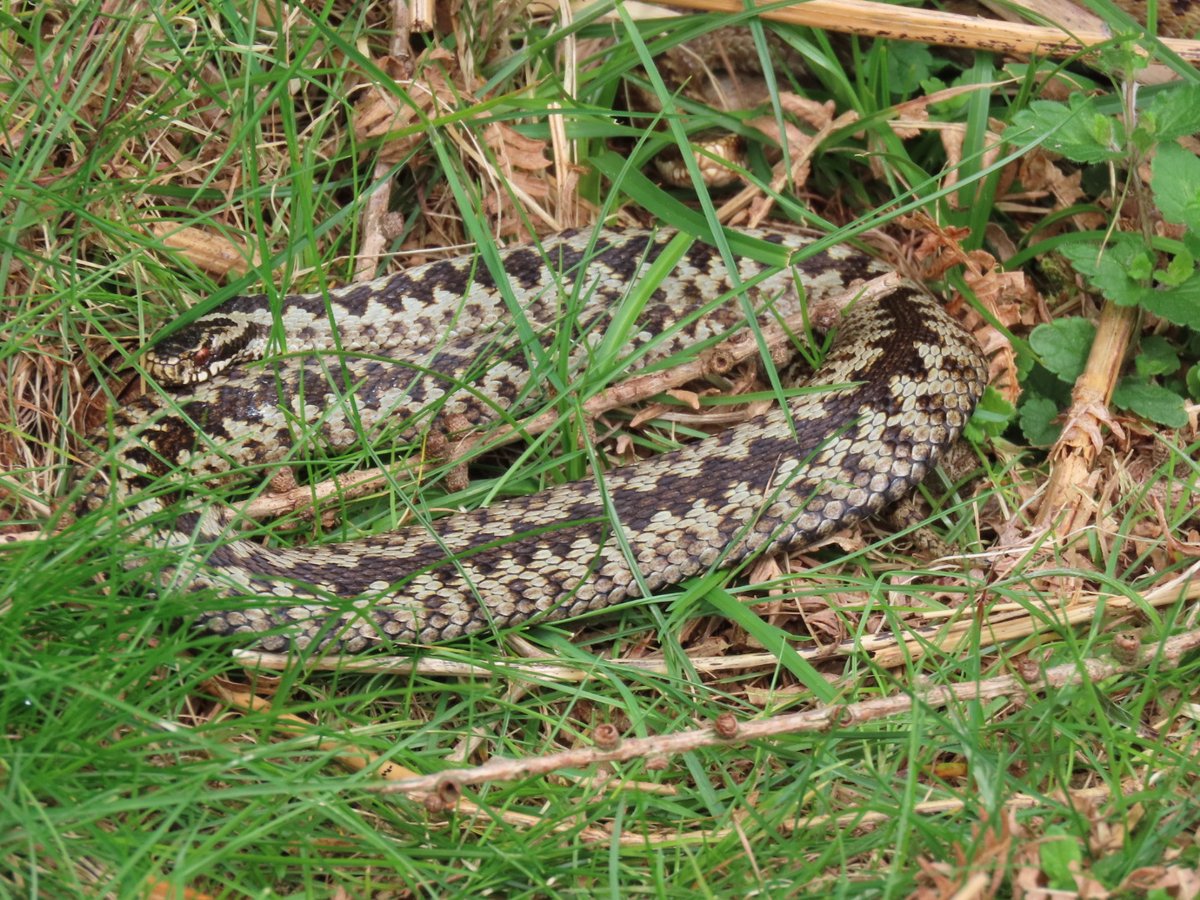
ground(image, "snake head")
xmin=143 ymin=315 xmax=266 ymax=386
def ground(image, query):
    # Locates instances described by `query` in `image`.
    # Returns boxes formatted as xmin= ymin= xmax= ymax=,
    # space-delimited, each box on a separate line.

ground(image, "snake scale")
xmin=73 ymin=228 xmax=988 ymax=654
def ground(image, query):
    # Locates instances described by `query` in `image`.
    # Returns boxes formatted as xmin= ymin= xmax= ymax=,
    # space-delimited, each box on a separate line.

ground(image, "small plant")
xmin=1009 ymin=82 xmax=1200 ymax=441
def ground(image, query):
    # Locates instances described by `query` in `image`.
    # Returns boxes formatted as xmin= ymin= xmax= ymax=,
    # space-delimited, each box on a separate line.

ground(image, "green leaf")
xmin=1059 ymin=240 xmax=1150 ymax=307
xmin=1014 ymin=341 xmax=1038 ymax=381
xmin=1141 ymin=275 xmax=1200 ymax=329
xmin=1126 ymin=250 xmax=1154 ymax=281
xmin=700 ymin=582 xmax=837 ymax=703
xmin=1039 ymin=828 xmax=1082 ymax=891
xmin=1146 ymin=84 xmax=1200 ymax=144
xmin=1009 ymin=97 xmax=1124 ymax=163
xmin=1112 ymin=378 xmax=1188 ymax=428
xmin=963 ymin=386 xmax=1014 ymax=441
xmin=1019 ymin=395 xmax=1062 ymax=446
xmin=885 ymin=42 xmax=933 ymax=95
xmin=1062 ymin=239 xmax=1200 ymax=327
xmin=1186 ymin=362 xmax=1200 ymax=400
xmin=1030 ymin=317 xmax=1095 ymax=383
xmin=1151 ymin=141 xmax=1200 ymax=231
xmin=1156 ymin=247 xmax=1194 ymax=287
xmin=1134 ymin=335 xmax=1180 ymax=378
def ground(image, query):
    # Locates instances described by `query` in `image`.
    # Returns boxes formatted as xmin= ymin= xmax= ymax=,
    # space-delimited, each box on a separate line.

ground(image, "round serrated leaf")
xmin=1112 ymin=378 xmax=1188 ymax=428
xmin=1134 ymin=335 xmax=1180 ymax=378
xmin=1029 ymin=317 xmax=1095 ymax=383
xmin=1019 ymin=395 xmax=1062 ymax=446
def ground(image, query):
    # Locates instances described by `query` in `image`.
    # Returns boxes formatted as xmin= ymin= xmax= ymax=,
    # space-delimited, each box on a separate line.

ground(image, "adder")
xmin=72 ymin=228 xmax=988 ymax=653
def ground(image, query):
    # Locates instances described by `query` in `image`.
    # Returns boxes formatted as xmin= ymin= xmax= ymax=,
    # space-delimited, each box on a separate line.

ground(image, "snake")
xmin=72 ymin=227 xmax=988 ymax=654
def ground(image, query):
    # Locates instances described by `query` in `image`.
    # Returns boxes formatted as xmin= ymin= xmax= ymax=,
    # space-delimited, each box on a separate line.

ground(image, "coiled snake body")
xmin=75 ymin=228 xmax=987 ymax=653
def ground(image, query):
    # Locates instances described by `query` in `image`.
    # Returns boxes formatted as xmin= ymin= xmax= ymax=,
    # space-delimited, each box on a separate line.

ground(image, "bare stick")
xmin=203 ymin=680 xmax=1151 ymax=842
xmin=371 ymin=627 xmax=1200 ymax=796
xmin=409 ymin=0 xmax=435 ymax=32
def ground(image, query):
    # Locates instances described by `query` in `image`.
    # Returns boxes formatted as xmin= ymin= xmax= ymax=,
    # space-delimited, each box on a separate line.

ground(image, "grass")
xmin=2 ymin=0 xmax=1200 ymax=896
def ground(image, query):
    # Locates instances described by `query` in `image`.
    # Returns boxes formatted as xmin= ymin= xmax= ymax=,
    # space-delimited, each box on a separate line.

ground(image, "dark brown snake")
xmin=72 ymin=228 xmax=988 ymax=654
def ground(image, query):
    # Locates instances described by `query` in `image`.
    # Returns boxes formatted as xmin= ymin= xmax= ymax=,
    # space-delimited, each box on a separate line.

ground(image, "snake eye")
xmin=191 ymin=346 xmax=212 ymax=369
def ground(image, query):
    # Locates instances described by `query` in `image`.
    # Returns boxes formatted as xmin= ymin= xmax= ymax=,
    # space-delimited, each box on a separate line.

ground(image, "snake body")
xmin=74 ymin=228 xmax=987 ymax=653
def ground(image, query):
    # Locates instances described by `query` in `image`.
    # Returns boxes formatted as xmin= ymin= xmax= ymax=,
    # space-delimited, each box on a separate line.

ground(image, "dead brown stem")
xmin=368 ymin=627 xmax=1200 ymax=796
xmin=657 ymin=0 xmax=1200 ymax=63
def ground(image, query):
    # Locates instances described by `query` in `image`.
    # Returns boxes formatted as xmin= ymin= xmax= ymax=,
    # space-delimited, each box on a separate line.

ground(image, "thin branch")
xmin=369 ymin=628 xmax=1200 ymax=796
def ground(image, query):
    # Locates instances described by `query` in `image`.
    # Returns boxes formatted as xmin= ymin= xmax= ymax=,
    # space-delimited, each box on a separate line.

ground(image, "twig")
xmin=370 ymin=627 xmax=1200 ymax=795
xmin=207 ymin=677 xmax=1153 ymax=842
